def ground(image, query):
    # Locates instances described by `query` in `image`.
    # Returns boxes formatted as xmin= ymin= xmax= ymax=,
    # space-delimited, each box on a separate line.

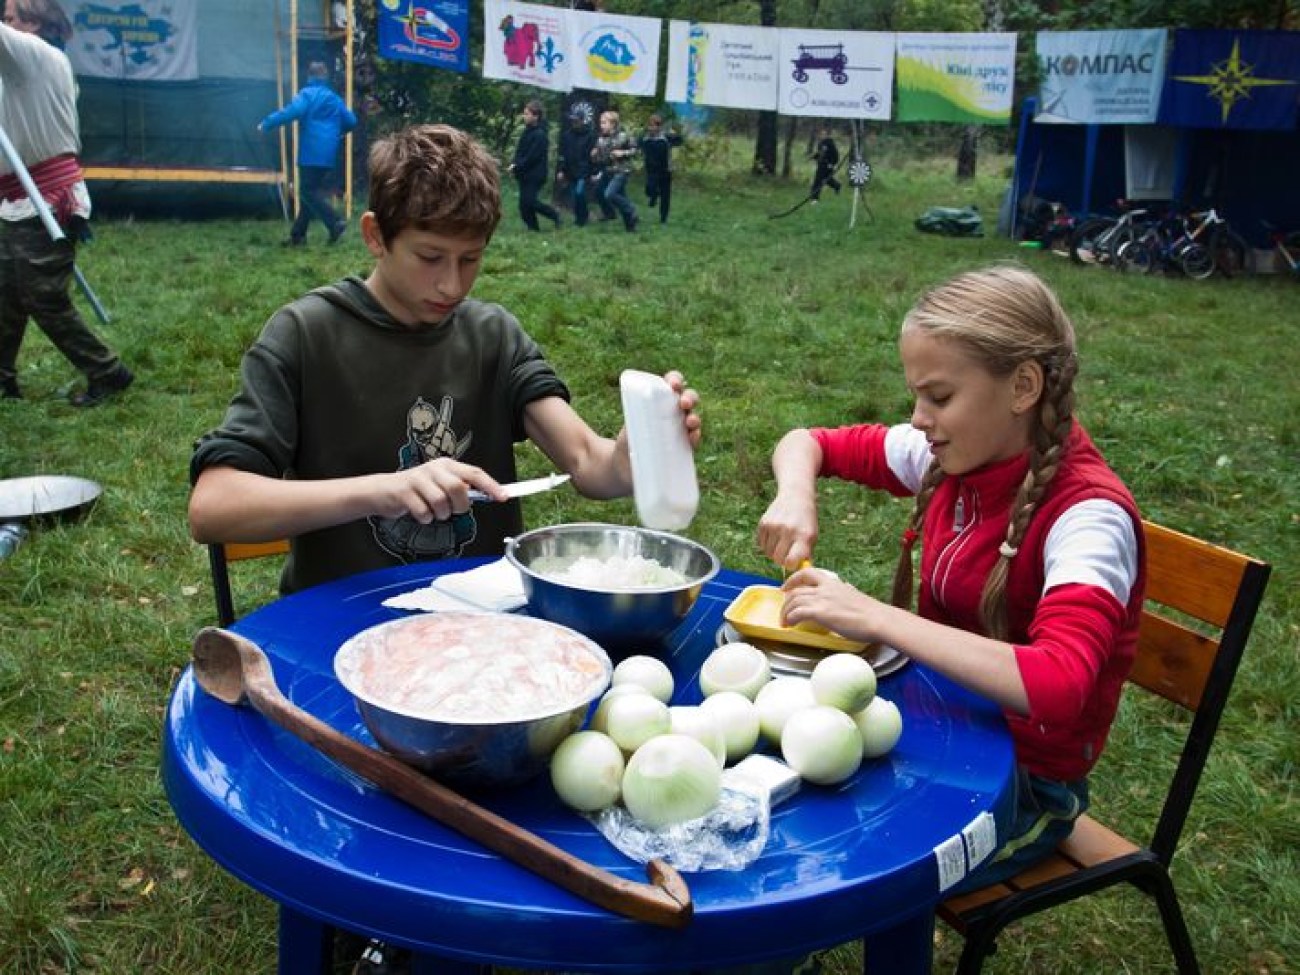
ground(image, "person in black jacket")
xmin=638 ymin=114 xmax=683 ymax=224
xmin=556 ymin=109 xmax=595 ymax=227
xmin=508 ymin=100 xmax=561 ymax=232
xmin=808 ymin=126 xmax=841 ymax=202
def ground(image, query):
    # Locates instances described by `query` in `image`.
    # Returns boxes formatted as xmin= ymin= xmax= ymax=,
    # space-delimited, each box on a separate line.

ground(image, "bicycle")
xmin=1262 ymin=220 xmax=1300 ymax=279
xmin=1115 ymin=210 xmax=1213 ymax=278
xmin=1069 ymin=200 xmax=1158 ymax=267
xmin=1189 ymin=208 xmax=1249 ymax=278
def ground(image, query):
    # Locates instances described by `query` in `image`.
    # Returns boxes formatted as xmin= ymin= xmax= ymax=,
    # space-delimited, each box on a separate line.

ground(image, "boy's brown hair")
xmin=366 ymin=124 xmax=501 ymax=243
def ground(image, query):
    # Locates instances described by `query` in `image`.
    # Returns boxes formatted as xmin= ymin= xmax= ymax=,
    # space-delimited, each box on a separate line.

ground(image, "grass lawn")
xmin=0 ymin=139 xmax=1296 ymax=973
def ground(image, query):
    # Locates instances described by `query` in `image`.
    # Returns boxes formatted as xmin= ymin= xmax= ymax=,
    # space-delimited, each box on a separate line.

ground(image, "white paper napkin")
xmin=382 ymin=557 xmax=527 ymax=613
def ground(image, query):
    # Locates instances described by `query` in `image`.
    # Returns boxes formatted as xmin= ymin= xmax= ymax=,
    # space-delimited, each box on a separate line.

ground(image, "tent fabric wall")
xmin=60 ymin=0 xmax=335 ymax=215
xmin=1014 ymin=96 xmax=1300 ymax=247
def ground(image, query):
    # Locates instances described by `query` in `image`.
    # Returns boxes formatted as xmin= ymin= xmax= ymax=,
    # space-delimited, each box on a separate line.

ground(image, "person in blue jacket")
xmin=259 ymin=60 xmax=357 ymax=246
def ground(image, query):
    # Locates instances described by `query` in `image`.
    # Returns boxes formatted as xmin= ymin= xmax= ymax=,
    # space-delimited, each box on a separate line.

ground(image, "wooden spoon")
xmin=191 ymin=626 xmax=693 ymax=929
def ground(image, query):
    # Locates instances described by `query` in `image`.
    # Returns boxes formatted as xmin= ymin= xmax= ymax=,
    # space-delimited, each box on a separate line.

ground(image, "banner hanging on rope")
xmin=665 ymin=21 xmax=779 ymax=111
xmin=377 ymin=0 xmax=470 ymax=73
xmin=776 ymin=29 xmax=894 ymax=119
xmin=566 ymin=8 xmax=661 ymax=97
xmin=60 ymin=0 xmax=198 ymax=80
xmin=1035 ymin=30 xmax=1167 ymax=124
xmin=1159 ymin=29 xmax=1300 ymax=130
xmin=482 ymin=0 xmax=572 ymax=92
xmin=895 ymin=32 xmax=1017 ymax=124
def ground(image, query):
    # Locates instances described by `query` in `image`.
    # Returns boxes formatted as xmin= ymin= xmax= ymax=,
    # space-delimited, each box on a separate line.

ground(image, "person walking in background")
xmin=0 ymin=0 xmax=133 ymax=406
xmin=591 ymin=110 xmax=638 ymax=232
xmin=259 ymin=60 xmax=356 ymax=247
xmin=556 ymin=107 xmax=594 ymax=228
xmin=808 ymin=125 xmax=841 ymax=203
xmin=639 ymin=114 xmax=683 ymax=225
xmin=508 ymin=99 xmax=561 ymax=233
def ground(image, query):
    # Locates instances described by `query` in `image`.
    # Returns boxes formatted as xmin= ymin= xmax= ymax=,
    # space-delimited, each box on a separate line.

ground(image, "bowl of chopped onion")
xmin=505 ymin=523 xmax=721 ymax=654
xmin=335 ymin=611 xmax=612 ymax=788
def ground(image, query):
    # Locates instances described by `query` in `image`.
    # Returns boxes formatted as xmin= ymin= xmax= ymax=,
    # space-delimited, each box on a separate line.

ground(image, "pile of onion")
xmin=549 ymin=644 xmax=907 ymax=824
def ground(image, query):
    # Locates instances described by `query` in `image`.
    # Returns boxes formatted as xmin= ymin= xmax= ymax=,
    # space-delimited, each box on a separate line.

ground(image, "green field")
xmin=1 ymin=141 xmax=1296 ymax=973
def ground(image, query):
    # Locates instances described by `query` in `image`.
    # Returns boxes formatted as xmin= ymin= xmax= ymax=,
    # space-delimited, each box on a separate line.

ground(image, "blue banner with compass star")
xmin=1159 ymin=30 xmax=1300 ymax=131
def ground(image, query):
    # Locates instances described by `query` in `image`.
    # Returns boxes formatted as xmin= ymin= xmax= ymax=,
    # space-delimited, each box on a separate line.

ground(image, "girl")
xmin=758 ymin=265 xmax=1144 ymax=889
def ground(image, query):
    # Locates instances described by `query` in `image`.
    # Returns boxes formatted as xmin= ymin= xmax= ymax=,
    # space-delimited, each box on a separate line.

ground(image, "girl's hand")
xmin=757 ymin=493 xmax=819 ymax=570
xmin=779 ymin=569 xmax=881 ymax=644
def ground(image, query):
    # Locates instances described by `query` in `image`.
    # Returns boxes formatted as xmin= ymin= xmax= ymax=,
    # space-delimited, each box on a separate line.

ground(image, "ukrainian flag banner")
xmin=1159 ymin=29 xmax=1300 ymax=130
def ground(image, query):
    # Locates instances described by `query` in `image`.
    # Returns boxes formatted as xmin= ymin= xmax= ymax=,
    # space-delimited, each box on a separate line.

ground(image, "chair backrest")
xmin=207 ymin=539 xmax=291 ymax=627
xmin=1132 ymin=520 xmax=1270 ymax=864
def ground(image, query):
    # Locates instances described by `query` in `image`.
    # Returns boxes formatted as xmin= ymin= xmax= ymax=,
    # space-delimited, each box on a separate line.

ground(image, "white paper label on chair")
xmin=962 ymin=811 xmax=998 ymax=869
xmin=934 ymin=834 xmax=967 ymax=892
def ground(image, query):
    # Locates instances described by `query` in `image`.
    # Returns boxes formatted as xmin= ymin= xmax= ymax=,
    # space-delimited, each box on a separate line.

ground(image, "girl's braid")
xmin=978 ymin=355 xmax=1078 ymax=638
xmin=889 ymin=459 xmax=946 ymax=612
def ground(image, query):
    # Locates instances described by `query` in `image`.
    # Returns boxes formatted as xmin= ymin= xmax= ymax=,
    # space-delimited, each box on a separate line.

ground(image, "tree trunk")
xmin=780 ymin=116 xmax=798 ymax=178
xmin=752 ymin=0 xmax=778 ymax=176
xmin=956 ymin=126 xmax=979 ymax=180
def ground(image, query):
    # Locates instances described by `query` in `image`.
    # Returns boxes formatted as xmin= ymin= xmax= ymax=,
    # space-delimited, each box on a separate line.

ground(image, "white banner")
xmin=482 ymin=0 xmax=572 ymax=93
xmin=665 ymin=21 xmax=779 ymax=111
xmin=61 ymin=0 xmax=198 ymax=80
xmin=777 ymin=29 xmax=894 ymax=119
xmin=1036 ymin=29 xmax=1168 ymax=125
xmin=567 ymin=8 xmax=661 ymax=97
xmin=895 ymin=33 xmax=1017 ymax=124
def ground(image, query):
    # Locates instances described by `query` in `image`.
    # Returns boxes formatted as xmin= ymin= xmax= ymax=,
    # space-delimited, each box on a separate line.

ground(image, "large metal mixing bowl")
xmin=334 ymin=612 xmax=611 ymax=788
xmin=505 ymin=523 xmax=721 ymax=654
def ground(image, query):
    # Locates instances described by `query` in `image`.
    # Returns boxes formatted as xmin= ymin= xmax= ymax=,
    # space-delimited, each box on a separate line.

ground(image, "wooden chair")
xmin=207 ymin=539 xmax=291 ymax=627
xmin=938 ymin=520 xmax=1270 ymax=974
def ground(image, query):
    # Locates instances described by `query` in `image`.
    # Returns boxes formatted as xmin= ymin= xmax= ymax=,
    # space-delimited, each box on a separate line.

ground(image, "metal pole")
xmin=0 ymin=123 xmax=112 ymax=325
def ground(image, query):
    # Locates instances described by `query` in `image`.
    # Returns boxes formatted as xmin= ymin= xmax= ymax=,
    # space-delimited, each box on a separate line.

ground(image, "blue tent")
xmin=1011 ymin=95 xmax=1300 ymax=247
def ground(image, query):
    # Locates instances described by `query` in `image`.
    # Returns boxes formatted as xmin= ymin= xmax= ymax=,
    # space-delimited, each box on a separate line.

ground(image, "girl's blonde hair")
xmin=889 ymin=265 xmax=1079 ymax=639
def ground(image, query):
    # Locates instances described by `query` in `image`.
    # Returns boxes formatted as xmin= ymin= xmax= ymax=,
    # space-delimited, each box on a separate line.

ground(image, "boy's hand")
xmin=662 ymin=370 xmax=702 ymax=449
xmin=372 ymin=458 xmax=508 ymax=524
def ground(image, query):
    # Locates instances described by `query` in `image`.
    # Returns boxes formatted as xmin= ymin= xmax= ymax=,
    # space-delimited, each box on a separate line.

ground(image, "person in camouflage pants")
xmin=1 ymin=0 xmax=132 ymax=405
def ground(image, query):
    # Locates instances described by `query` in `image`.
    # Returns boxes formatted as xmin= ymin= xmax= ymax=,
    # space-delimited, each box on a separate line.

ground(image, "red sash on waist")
xmin=0 ymin=153 xmax=85 ymax=224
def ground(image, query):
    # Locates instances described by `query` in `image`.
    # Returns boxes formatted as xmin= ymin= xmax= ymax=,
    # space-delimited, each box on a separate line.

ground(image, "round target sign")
xmin=848 ymin=159 xmax=873 ymax=188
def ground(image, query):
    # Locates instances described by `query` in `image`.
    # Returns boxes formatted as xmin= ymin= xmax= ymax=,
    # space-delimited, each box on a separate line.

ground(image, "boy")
xmin=188 ymin=124 xmax=700 ymax=596
xmin=639 ymin=114 xmax=683 ymax=224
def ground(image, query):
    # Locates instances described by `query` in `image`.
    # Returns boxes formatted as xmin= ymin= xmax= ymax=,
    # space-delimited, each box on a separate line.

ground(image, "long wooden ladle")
xmin=190 ymin=626 xmax=693 ymax=929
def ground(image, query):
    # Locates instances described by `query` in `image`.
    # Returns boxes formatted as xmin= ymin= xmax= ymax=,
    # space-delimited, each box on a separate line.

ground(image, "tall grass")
xmin=0 ymin=141 xmax=1295 ymax=974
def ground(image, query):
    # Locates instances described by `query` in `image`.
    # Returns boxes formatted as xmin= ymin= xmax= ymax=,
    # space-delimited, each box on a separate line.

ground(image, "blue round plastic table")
xmin=163 ymin=559 xmax=1016 ymax=975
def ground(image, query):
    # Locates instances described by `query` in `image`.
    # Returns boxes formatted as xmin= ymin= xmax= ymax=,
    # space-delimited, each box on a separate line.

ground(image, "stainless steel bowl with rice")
xmin=505 ymin=523 xmax=721 ymax=654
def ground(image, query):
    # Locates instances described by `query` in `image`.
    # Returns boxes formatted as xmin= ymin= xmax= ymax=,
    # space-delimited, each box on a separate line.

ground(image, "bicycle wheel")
xmin=1070 ymin=218 xmax=1115 ymax=265
xmin=1116 ymin=239 xmax=1155 ymax=274
xmin=1179 ymin=243 xmax=1215 ymax=280
xmin=1208 ymin=228 xmax=1249 ymax=278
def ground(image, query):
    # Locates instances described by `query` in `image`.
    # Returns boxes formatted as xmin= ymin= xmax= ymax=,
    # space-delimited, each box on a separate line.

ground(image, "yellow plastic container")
xmin=724 ymin=585 xmax=867 ymax=653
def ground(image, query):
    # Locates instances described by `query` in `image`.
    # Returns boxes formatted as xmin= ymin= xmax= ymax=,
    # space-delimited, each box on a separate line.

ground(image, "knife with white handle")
xmin=469 ymin=472 xmax=571 ymax=503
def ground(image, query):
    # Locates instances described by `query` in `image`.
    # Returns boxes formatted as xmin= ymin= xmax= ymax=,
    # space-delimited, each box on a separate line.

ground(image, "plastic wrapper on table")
xmin=590 ymin=774 xmax=771 ymax=872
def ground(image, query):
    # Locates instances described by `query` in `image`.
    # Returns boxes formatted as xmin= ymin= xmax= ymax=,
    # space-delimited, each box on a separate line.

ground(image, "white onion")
xmin=604 ymin=692 xmax=672 ymax=754
xmin=621 ymin=734 xmax=722 ymax=829
xmin=668 ymin=705 xmax=726 ymax=767
xmin=699 ymin=642 xmax=772 ymax=700
xmin=754 ymin=676 xmax=817 ymax=745
xmin=550 ymin=731 xmax=625 ymax=812
xmin=611 ymin=655 xmax=675 ymax=703
xmin=781 ymin=705 xmax=864 ymax=785
xmin=589 ymin=683 xmax=653 ymax=734
xmin=853 ymin=696 xmax=903 ymax=758
xmin=810 ymin=653 xmax=877 ymax=713
xmin=697 ymin=691 xmax=761 ymax=764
